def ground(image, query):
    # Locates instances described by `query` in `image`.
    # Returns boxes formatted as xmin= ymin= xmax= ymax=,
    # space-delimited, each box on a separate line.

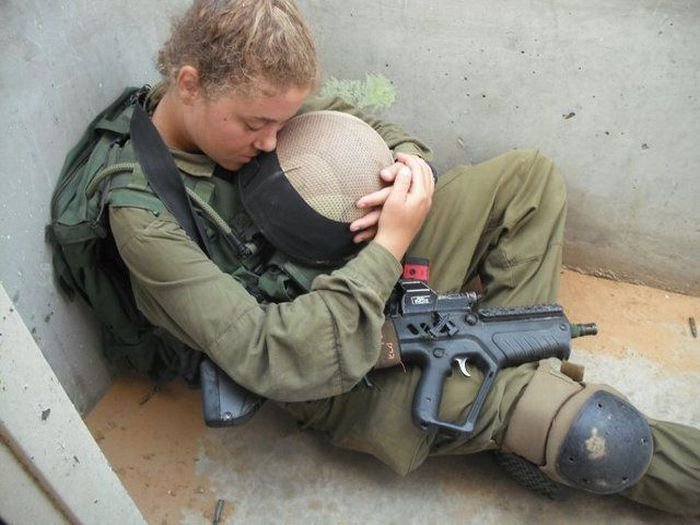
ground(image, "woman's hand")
xmin=369 ymin=153 xmax=435 ymax=261
xmin=350 ymin=153 xmax=434 ymax=246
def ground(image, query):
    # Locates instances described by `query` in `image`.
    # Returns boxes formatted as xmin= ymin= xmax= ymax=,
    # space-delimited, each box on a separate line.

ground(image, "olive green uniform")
xmin=108 ymin=96 xmax=699 ymax=515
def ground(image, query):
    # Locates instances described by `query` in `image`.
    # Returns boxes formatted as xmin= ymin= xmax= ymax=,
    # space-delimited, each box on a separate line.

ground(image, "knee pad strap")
xmin=503 ymin=361 xmax=582 ymax=465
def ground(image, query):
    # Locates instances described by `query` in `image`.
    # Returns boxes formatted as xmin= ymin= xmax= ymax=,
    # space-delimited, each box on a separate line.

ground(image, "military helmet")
xmin=238 ymin=110 xmax=393 ymax=266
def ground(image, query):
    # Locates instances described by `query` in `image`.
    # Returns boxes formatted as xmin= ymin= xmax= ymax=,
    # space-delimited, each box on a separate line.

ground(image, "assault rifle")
xmin=386 ymin=259 xmax=597 ymax=436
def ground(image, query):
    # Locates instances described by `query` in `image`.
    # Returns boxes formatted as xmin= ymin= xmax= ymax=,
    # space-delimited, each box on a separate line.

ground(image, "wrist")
xmin=373 ymin=232 xmax=408 ymax=262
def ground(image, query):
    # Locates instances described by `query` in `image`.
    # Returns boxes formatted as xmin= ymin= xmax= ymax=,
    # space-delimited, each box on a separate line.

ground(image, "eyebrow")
xmin=247 ymin=116 xmax=277 ymax=124
xmin=247 ymin=115 xmax=292 ymax=126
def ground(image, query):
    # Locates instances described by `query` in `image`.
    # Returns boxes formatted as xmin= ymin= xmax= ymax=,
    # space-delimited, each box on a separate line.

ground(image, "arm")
xmin=110 ymin=205 xmax=402 ymax=403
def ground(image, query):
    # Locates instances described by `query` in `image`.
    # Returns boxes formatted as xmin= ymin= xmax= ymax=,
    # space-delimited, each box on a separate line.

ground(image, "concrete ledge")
xmin=0 ymin=285 xmax=145 ymax=524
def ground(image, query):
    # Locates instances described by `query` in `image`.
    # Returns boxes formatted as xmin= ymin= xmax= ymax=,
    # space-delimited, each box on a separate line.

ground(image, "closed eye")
xmin=244 ymin=122 xmax=264 ymax=132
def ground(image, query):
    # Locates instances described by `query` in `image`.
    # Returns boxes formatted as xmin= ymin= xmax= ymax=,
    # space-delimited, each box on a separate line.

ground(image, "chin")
xmin=219 ymin=160 xmax=243 ymax=171
xmin=222 ymin=158 xmax=253 ymax=172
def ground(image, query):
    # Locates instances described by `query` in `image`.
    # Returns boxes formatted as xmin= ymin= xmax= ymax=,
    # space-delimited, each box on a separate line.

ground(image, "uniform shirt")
xmin=109 ymin=96 xmax=432 ymax=402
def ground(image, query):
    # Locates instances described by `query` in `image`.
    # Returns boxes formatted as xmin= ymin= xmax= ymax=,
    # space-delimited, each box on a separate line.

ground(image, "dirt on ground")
xmin=559 ymin=269 xmax=699 ymax=373
xmin=85 ymin=376 xmax=221 ymax=524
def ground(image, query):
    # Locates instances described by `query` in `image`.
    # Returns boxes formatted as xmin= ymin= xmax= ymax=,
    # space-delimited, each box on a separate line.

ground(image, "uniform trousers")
xmin=281 ymin=149 xmax=700 ymax=515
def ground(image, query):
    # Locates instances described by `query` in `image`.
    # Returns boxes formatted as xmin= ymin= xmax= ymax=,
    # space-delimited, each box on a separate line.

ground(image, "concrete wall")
xmin=1 ymin=0 xmax=698 ymax=411
xmin=0 ymin=0 xmax=189 ymax=413
xmin=298 ymin=0 xmax=700 ymax=293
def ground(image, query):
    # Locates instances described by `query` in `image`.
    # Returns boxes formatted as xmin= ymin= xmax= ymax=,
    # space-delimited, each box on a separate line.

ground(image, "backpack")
xmin=47 ymin=87 xmax=199 ymax=382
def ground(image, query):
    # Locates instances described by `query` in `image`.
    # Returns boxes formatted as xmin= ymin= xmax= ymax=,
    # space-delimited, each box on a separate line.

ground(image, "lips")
xmin=240 ymin=152 xmax=259 ymax=163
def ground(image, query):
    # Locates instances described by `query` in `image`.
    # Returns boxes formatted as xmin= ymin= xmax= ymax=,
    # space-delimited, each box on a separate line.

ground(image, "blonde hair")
xmin=157 ymin=0 xmax=319 ymax=98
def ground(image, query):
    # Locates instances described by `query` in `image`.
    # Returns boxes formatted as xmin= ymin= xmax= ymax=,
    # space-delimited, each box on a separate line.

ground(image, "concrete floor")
xmin=85 ymin=270 xmax=700 ymax=524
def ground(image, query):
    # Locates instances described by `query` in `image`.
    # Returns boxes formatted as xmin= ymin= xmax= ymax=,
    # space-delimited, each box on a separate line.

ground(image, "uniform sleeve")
xmin=299 ymin=96 xmax=433 ymax=161
xmin=109 ymin=205 xmax=402 ymax=402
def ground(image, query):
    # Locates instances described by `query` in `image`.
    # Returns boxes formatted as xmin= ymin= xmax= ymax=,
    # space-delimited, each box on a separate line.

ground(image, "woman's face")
xmin=182 ymin=80 xmax=310 ymax=171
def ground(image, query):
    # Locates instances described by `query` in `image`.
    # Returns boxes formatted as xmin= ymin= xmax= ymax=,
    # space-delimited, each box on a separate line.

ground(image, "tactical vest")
xmin=49 ymin=87 xmax=330 ymax=382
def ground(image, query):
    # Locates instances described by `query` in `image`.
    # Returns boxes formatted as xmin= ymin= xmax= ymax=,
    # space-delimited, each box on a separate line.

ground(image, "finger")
xmin=353 ymin=226 xmax=378 ymax=244
xmin=394 ymin=152 xmax=413 ymax=163
xmin=389 ymin=167 xmax=412 ymax=201
xmin=396 ymin=153 xmax=434 ymax=195
xmin=405 ymin=158 xmax=427 ymax=197
xmin=394 ymin=152 xmax=422 ymax=170
xmin=356 ymin=186 xmax=393 ymax=209
xmin=394 ymin=155 xmax=424 ymax=188
xmin=422 ymin=160 xmax=435 ymax=188
xmin=424 ymin=161 xmax=435 ymax=194
xmin=350 ymin=208 xmax=381 ymax=232
xmin=380 ymin=162 xmax=403 ymax=182
xmin=395 ymin=153 xmax=427 ymax=179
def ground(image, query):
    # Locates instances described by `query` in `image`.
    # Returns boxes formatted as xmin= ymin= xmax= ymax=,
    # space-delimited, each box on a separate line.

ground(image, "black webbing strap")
xmin=130 ymin=103 xmax=211 ymax=255
xmin=128 ymin=101 xmax=264 ymax=425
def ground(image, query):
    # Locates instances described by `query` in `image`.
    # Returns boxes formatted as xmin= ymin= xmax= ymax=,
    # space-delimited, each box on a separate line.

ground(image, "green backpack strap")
xmin=50 ymin=86 xmax=140 ymax=222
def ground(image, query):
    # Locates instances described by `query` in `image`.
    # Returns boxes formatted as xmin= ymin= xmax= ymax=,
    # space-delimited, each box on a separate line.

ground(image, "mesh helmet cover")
xmin=238 ymin=111 xmax=393 ymax=266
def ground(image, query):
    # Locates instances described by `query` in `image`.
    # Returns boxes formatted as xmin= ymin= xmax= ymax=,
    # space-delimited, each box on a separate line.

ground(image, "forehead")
xmin=212 ymin=84 xmax=310 ymax=122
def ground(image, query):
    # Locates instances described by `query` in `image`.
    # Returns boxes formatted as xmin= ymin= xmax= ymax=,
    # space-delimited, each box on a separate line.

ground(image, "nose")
xmin=253 ymin=127 xmax=278 ymax=153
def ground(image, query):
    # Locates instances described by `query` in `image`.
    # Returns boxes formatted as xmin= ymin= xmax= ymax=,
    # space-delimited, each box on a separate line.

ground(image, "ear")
xmin=175 ymin=65 xmax=202 ymax=106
